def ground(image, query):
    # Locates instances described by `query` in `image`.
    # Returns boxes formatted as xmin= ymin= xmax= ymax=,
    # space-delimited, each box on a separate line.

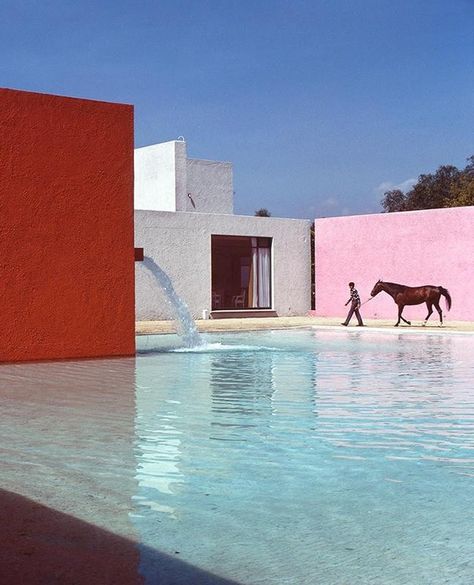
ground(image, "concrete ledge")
xmin=210 ymin=310 xmax=278 ymax=319
xmin=136 ymin=316 xmax=474 ymax=335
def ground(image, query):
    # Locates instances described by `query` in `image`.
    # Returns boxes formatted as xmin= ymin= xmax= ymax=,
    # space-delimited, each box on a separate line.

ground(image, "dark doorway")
xmin=211 ymin=235 xmax=272 ymax=311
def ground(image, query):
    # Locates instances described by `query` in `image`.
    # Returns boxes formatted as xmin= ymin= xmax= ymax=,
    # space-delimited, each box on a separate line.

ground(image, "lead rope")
xmin=359 ymin=297 xmax=374 ymax=307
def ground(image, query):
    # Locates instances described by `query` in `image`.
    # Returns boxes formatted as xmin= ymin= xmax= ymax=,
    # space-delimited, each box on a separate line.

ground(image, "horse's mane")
xmin=382 ymin=281 xmax=436 ymax=290
xmin=381 ymin=281 xmax=406 ymax=289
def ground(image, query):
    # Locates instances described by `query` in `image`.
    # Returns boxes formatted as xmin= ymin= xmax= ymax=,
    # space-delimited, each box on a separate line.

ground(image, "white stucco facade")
xmin=134 ymin=141 xmax=180 ymax=212
xmin=135 ymin=210 xmax=311 ymax=320
xmin=134 ymin=140 xmax=233 ymax=214
xmin=186 ymin=158 xmax=233 ymax=214
xmin=134 ymin=138 xmax=311 ymax=320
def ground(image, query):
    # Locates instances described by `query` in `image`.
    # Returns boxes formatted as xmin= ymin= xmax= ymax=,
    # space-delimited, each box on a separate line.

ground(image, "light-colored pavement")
xmin=136 ymin=315 xmax=474 ymax=335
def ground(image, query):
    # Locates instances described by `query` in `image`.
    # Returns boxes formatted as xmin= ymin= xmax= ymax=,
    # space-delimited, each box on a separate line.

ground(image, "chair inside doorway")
xmin=211 ymin=235 xmax=272 ymax=311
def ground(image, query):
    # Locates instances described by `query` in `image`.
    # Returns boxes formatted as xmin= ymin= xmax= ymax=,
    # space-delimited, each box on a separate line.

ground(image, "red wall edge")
xmin=0 ymin=88 xmax=136 ymax=361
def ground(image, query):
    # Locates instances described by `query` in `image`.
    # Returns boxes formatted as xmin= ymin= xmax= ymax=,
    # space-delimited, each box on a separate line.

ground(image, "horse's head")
xmin=370 ymin=279 xmax=384 ymax=297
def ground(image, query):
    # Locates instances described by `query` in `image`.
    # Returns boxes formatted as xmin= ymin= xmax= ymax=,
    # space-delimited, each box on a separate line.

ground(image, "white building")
xmin=134 ymin=140 xmax=311 ymax=320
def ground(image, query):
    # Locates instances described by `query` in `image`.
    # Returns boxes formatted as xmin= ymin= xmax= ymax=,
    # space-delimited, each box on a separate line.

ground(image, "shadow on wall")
xmin=0 ymin=488 xmax=242 ymax=585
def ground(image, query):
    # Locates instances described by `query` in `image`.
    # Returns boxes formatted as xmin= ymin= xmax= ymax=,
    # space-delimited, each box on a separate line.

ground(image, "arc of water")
xmin=141 ymin=256 xmax=203 ymax=348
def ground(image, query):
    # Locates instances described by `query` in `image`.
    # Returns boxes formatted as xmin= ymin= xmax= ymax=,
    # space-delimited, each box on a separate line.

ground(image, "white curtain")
xmin=251 ymin=238 xmax=258 ymax=308
xmin=257 ymin=247 xmax=271 ymax=307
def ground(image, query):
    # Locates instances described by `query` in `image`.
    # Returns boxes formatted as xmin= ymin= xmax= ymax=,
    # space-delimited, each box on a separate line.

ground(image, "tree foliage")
xmin=255 ymin=208 xmax=271 ymax=217
xmin=381 ymin=156 xmax=474 ymax=212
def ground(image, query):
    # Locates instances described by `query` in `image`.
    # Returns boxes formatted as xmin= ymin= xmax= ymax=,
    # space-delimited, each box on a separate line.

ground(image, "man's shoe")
xmin=357 ymin=324 xmax=365 ymax=327
xmin=341 ymin=323 xmax=348 ymax=326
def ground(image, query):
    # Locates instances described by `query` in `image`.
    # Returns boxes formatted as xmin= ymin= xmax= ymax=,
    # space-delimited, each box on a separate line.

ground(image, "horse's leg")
xmin=399 ymin=305 xmax=411 ymax=326
xmin=434 ymin=301 xmax=443 ymax=326
xmin=422 ymin=302 xmax=433 ymax=326
xmin=395 ymin=305 xmax=402 ymax=326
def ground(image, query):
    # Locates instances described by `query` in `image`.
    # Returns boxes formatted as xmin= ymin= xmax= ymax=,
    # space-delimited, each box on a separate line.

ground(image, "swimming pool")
xmin=133 ymin=328 xmax=474 ymax=584
xmin=1 ymin=328 xmax=473 ymax=584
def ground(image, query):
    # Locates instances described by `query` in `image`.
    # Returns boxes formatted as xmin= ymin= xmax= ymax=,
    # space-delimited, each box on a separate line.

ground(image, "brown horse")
xmin=370 ymin=280 xmax=452 ymax=327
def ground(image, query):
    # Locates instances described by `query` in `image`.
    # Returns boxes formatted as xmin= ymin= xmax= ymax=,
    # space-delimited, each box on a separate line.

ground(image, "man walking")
xmin=341 ymin=282 xmax=364 ymax=326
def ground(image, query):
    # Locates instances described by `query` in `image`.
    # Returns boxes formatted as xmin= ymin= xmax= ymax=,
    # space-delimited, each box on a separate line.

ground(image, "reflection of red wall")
xmin=0 ymin=88 xmax=136 ymax=361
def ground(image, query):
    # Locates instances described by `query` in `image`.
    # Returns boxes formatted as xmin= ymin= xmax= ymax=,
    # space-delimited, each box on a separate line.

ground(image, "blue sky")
xmin=2 ymin=0 xmax=473 ymax=218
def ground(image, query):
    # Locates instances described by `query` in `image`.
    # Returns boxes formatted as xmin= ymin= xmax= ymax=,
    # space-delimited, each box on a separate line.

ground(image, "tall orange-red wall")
xmin=0 ymin=88 xmax=136 ymax=361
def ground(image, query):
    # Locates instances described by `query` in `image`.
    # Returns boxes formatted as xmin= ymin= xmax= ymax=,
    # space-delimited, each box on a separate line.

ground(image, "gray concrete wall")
xmin=135 ymin=210 xmax=311 ymax=320
xmin=174 ymin=140 xmax=188 ymax=212
xmin=185 ymin=158 xmax=233 ymax=214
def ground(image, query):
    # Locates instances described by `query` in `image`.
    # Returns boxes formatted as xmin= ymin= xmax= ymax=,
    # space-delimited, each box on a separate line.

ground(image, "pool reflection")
xmin=132 ymin=330 xmax=474 ymax=585
xmin=0 ymin=357 xmax=141 ymax=584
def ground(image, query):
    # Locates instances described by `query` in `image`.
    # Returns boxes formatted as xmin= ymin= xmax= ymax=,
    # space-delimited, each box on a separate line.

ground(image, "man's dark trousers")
xmin=343 ymin=302 xmax=363 ymax=326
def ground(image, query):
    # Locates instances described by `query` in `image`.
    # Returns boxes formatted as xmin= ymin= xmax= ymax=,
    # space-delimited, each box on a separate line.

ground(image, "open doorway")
xmin=211 ymin=235 xmax=272 ymax=311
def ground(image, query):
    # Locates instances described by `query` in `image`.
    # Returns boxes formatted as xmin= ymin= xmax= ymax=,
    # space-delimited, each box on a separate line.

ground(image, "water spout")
xmin=141 ymin=256 xmax=202 ymax=348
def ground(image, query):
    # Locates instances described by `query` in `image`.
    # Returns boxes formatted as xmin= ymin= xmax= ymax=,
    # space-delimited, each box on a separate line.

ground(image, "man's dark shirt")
xmin=350 ymin=288 xmax=361 ymax=304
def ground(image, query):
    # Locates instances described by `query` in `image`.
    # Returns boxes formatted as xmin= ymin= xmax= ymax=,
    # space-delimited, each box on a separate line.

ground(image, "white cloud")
xmin=322 ymin=196 xmax=339 ymax=208
xmin=374 ymin=178 xmax=416 ymax=197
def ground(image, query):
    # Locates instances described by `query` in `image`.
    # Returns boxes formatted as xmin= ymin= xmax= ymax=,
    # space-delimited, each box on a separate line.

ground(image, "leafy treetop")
xmin=255 ymin=208 xmax=272 ymax=217
xmin=381 ymin=156 xmax=474 ymax=212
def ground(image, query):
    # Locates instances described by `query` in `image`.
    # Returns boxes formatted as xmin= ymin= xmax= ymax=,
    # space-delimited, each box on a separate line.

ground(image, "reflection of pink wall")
xmin=314 ymin=206 xmax=474 ymax=322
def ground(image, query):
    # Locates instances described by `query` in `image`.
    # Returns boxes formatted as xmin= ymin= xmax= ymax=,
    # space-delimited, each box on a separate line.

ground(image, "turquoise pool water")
xmin=0 ymin=328 xmax=473 ymax=584
xmin=133 ymin=329 xmax=474 ymax=584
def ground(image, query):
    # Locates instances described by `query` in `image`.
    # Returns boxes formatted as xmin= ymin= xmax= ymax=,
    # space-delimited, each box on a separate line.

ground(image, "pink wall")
xmin=314 ymin=206 xmax=474 ymax=322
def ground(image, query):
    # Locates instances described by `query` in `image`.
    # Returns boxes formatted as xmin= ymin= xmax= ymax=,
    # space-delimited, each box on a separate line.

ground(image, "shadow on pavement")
xmin=0 ymin=488 xmax=242 ymax=585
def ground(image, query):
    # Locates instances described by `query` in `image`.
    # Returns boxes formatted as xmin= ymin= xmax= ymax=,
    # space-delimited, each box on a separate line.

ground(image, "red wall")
xmin=0 ymin=88 xmax=136 ymax=361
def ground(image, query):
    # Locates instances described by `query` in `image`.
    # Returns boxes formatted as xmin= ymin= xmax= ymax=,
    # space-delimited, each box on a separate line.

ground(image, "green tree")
xmin=381 ymin=156 xmax=474 ymax=212
xmin=448 ymin=156 xmax=474 ymax=207
xmin=448 ymin=175 xmax=474 ymax=207
xmin=381 ymin=189 xmax=407 ymax=212
xmin=255 ymin=208 xmax=271 ymax=217
xmin=405 ymin=165 xmax=461 ymax=210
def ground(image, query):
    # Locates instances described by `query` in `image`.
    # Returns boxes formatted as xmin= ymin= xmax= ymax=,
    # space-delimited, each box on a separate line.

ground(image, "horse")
xmin=370 ymin=280 xmax=452 ymax=327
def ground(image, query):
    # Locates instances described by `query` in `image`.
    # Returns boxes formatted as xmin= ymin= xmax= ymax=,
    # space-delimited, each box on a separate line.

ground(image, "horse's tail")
xmin=439 ymin=286 xmax=452 ymax=311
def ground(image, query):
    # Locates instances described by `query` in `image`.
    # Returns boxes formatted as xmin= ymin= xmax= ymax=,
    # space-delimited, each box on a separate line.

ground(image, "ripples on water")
xmin=134 ymin=329 xmax=474 ymax=585
xmin=1 ymin=330 xmax=472 ymax=584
